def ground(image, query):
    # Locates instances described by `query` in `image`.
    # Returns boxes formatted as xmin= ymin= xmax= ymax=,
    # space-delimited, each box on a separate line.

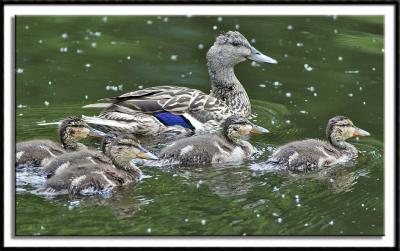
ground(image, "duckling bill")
xmin=265 ymin=116 xmax=370 ymax=173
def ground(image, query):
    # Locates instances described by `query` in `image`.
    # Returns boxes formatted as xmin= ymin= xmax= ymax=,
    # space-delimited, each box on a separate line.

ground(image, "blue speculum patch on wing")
xmin=153 ymin=111 xmax=194 ymax=130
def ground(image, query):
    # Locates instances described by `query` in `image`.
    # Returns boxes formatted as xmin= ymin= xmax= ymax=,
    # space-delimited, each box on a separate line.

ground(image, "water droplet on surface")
xmin=198 ymin=43 xmax=204 ymax=49
xmin=348 ymin=93 xmax=353 ymax=97
xmin=251 ymin=38 xmax=256 ymax=44
xmin=287 ymin=25 xmax=293 ymax=30
xmin=102 ymin=16 xmax=108 ymax=22
xmin=163 ymin=17 xmax=169 ymax=22
xmin=61 ymin=33 xmax=68 ymax=39
xmin=201 ymin=219 xmax=206 ymax=225
xmin=85 ymin=63 xmax=91 ymax=68
xmin=147 ymin=228 xmax=152 ymax=233
xmin=329 ymin=220 xmax=334 ymax=225
xmin=213 ymin=25 xmax=218 ymax=30
xmin=338 ymin=56 xmax=343 ymax=61
xmin=258 ymin=84 xmax=266 ymax=88
xmin=217 ymin=17 xmax=223 ymax=22
xmin=91 ymin=42 xmax=97 ymax=48
xmin=285 ymin=92 xmax=292 ymax=98
xmin=170 ymin=55 xmax=178 ymax=61
xmin=235 ymin=24 xmax=240 ymax=29
xmin=296 ymin=42 xmax=303 ymax=47
xmin=44 ymin=101 xmax=50 ymax=106
xmin=146 ymin=20 xmax=153 ymax=25
xmin=17 ymin=68 xmax=24 ymax=74
xmin=277 ymin=218 xmax=282 ymax=223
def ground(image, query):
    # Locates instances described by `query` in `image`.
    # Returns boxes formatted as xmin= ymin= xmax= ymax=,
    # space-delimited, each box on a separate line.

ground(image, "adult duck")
xmin=82 ymin=31 xmax=276 ymax=136
xmin=264 ymin=116 xmax=370 ymax=173
xmin=16 ymin=117 xmax=105 ymax=167
xmin=38 ymin=134 xmax=157 ymax=196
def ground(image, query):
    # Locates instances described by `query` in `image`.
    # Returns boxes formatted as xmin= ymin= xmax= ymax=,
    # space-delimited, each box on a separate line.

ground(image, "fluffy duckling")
xmin=39 ymin=134 xmax=158 ymax=196
xmin=265 ymin=116 xmax=370 ymax=172
xmin=159 ymin=115 xmax=264 ymax=165
xmin=16 ymin=117 xmax=105 ymax=167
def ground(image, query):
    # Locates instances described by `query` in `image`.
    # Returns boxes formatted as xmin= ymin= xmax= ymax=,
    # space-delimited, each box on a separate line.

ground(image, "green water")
xmin=15 ymin=15 xmax=384 ymax=236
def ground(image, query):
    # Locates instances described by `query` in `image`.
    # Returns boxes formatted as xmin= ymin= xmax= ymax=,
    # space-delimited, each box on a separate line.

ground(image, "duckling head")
xmin=59 ymin=116 xmax=106 ymax=149
xmin=223 ymin=115 xmax=255 ymax=141
xmin=207 ymin=31 xmax=277 ymax=67
xmin=326 ymin=116 xmax=370 ymax=144
xmin=107 ymin=134 xmax=158 ymax=170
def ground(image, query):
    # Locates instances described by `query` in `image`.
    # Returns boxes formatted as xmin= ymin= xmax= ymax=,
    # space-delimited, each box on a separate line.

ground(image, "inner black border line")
xmin=3 ymin=0 xmax=399 ymax=249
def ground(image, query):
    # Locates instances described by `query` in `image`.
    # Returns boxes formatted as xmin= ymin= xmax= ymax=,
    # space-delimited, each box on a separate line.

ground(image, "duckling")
xmin=82 ymin=31 xmax=274 ymax=136
xmin=158 ymin=115 xmax=265 ymax=165
xmin=39 ymin=134 xmax=158 ymax=196
xmin=265 ymin=116 xmax=370 ymax=172
xmin=16 ymin=117 xmax=106 ymax=168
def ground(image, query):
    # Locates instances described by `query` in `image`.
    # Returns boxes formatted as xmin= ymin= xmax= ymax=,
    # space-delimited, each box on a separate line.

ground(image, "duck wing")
xmin=101 ymin=85 xmax=227 ymax=115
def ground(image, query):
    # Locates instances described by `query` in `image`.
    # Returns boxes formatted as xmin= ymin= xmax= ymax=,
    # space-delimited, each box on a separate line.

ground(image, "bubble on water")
xmin=258 ymin=84 xmax=266 ymax=88
xmin=277 ymin=218 xmax=283 ymax=223
xmin=48 ymin=81 xmax=52 ymax=85
xmin=273 ymin=81 xmax=282 ymax=87
xmin=272 ymin=186 xmax=279 ymax=192
xmin=251 ymin=61 xmax=260 ymax=67
xmin=170 ymin=55 xmax=178 ymax=61
xmin=19 ymin=113 xmax=23 ymax=116
xmin=334 ymin=29 xmax=338 ymax=34
xmin=76 ymin=49 xmax=84 ymax=54
xmin=17 ymin=104 xmax=27 ymax=108
xmin=127 ymin=56 xmax=131 ymax=60
xmin=17 ymin=68 xmax=24 ymax=74
xmin=363 ymin=101 xmax=366 ymax=105
xmin=359 ymin=86 xmax=363 ymax=91
xmin=299 ymin=110 xmax=308 ymax=114
xmin=285 ymin=92 xmax=292 ymax=98
xmin=91 ymin=42 xmax=97 ymax=48
xmin=184 ymin=218 xmax=189 ymax=222
xmin=304 ymin=64 xmax=313 ymax=71
xmin=296 ymin=204 xmax=302 ymax=207
xmin=147 ymin=228 xmax=152 ymax=233
xmin=94 ymin=32 xmax=102 ymax=37
xmin=198 ymin=43 xmax=204 ymax=49
xmin=201 ymin=219 xmax=206 ymax=225
xmin=84 ymin=95 xmax=88 ymax=99
xmin=338 ymin=56 xmax=343 ymax=61
xmin=235 ymin=24 xmax=240 ymax=30
xmin=285 ymin=120 xmax=291 ymax=124
xmin=256 ymin=214 xmax=260 ymax=218
xmin=281 ymin=194 xmax=285 ymax=198
xmin=345 ymin=70 xmax=359 ymax=74
xmin=217 ymin=17 xmax=223 ymax=22
xmin=61 ymin=33 xmax=68 ymax=39
xmin=313 ymin=92 xmax=318 ymax=97
xmin=306 ymin=86 xmax=315 ymax=92
xmin=329 ymin=220 xmax=335 ymax=225
xmin=372 ymin=67 xmax=376 ymax=71
xmin=102 ymin=16 xmax=108 ymax=22
xmin=304 ymin=223 xmax=309 ymax=227
xmin=38 ymin=39 xmax=43 ymax=44
xmin=251 ymin=38 xmax=256 ymax=44
xmin=284 ymin=53 xmax=288 ymax=58
xmin=348 ymin=93 xmax=353 ymax=97
xmin=296 ymin=42 xmax=303 ymax=47
xmin=163 ymin=17 xmax=169 ymax=22
xmin=44 ymin=101 xmax=50 ymax=106
xmin=85 ymin=63 xmax=91 ymax=68
xmin=381 ymin=48 xmax=384 ymax=53
xmin=59 ymin=47 xmax=68 ymax=53
xmin=138 ymin=85 xmax=143 ymax=89
xmin=287 ymin=25 xmax=293 ymax=30
xmin=272 ymin=212 xmax=279 ymax=217
xmin=181 ymin=74 xmax=185 ymax=78
xmin=147 ymin=20 xmax=153 ymax=25
xmin=361 ymin=203 xmax=365 ymax=207
xmin=213 ymin=25 xmax=218 ymax=30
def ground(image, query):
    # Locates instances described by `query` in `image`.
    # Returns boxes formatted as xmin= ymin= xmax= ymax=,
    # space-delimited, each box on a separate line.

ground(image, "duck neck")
xmin=61 ymin=137 xmax=83 ymax=151
xmin=207 ymin=59 xmax=251 ymax=116
xmin=226 ymin=135 xmax=254 ymax=156
xmin=329 ymin=136 xmax=357 ymax=156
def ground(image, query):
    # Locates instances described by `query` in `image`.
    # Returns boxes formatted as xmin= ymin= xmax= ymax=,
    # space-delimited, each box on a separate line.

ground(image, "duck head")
xmin=107 ymin=134 xmax=158 ymax=170
xmin=223 ymin=114 xmax=268 ymax=142
xmin=207 ymin=31 xmax=277 ymax=67
xmin=326 ymin=116 xmax=370 ymax=144
xmin=59 ymin=116 xmax=106 ymax=150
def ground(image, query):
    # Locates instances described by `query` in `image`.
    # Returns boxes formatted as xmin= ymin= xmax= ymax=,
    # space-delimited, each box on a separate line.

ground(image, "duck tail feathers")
xmin=82 ymin=103 xmax=112 ymax=109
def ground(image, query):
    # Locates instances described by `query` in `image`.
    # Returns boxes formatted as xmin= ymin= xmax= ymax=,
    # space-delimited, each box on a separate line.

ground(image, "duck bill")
xmin=250 ymin=124 xmax=270 ymax=135
xmin=87 ymin=127 xmax=107 ymax=138
xmin=247 ymin=46 xmax=278 ymax=64
xmin=136 ymin=147 xmax=159 ymax=160
xmin=352 ymin=127 xmax=370 ymax=137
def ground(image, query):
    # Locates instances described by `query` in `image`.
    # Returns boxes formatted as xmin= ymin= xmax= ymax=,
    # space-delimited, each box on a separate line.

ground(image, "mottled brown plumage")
xmin=83 ymin=31 xmax=276 ymax=136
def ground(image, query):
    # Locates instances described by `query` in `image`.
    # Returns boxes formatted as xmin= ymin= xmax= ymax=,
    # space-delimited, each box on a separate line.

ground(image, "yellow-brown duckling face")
xmin=110 ymin=134 xmax=158 ymax=162
xmin=60 ymin=117 xmax=106 ymax=142
xmin=224 ymin=115 xmax=261 ymax=140
xmin=326 ymin=116 xmax=370 ymax=142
